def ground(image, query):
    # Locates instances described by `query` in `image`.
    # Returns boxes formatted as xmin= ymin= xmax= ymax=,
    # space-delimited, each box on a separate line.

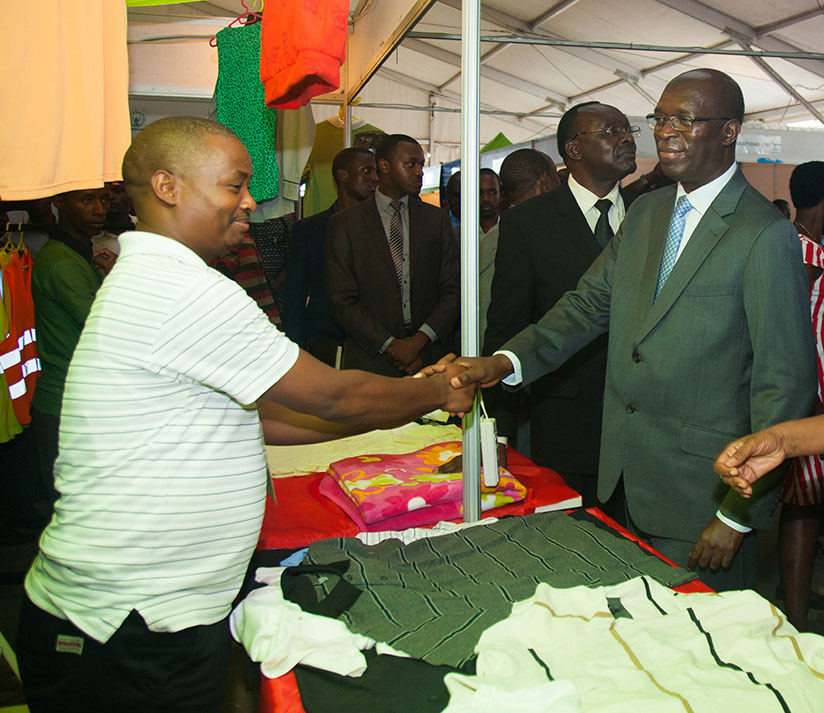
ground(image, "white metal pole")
xmin=461 ymin=0 xmax=481 ymax=523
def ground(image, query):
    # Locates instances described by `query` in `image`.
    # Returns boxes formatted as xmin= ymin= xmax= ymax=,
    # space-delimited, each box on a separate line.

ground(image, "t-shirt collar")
xmin=118 ymin=230 xmax=211 ymax=268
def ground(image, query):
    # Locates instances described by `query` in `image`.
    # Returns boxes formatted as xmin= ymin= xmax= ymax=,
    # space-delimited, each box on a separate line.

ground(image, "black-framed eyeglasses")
xmin=647 ymin=114 xmax=734 ymax=132
xmin=571 ymin=125 xmax=640 ymax=139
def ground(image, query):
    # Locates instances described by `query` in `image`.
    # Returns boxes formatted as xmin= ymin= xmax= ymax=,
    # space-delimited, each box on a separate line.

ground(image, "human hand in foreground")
xmin=448 ymin=354 xmax=514 ymax=389
xmin=688 ymin=516 xmax=744 ymax=572
xmin=436 ymin=361 xmax=477 ymax=416
xmin=713 ymin=429 xmax=788 ymax=498
xmin=92 ymin=248 xmax=117 ymax=274
xmin=404 ymin=357 xmax=423 ymax=376
xmin=385 ymin=333 xmax=429 ymax=371
xmin=412 ymin=353 xmax=457 ymax=378
xmin=435 ymin=442 xmax=508 ymax=474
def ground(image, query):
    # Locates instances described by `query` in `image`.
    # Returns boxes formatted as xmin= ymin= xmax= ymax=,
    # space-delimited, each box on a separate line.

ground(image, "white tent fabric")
xmin=127 ymin=0 xmax=824 ymax=164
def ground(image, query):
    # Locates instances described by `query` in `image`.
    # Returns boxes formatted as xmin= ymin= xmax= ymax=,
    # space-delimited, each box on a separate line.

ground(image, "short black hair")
xmin=556 ymin=102 xmax=601 ymax=161
xmin=479 ymin=167 xmax=500 ymax=185
xmin=122 ymin=116 xmax=239 ymax=192
xmin=499 ymin=149 xmax=554 ymax=194
xmin=375 ymin=134 xmax=420 ymax=164
xmin=790 ymin=161 xmax=824 ymax=209
xmin=331 ymin=147 xmax=374 ymax=183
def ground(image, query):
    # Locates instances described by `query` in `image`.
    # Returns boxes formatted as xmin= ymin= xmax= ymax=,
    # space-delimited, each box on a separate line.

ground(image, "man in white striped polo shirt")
xmin=16 ymin=117 xmax=475 ymax=713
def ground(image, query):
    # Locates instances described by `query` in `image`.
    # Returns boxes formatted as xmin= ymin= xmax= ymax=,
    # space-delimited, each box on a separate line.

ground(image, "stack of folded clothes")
xmin=319 ymin=441 xmax=527 ymax=531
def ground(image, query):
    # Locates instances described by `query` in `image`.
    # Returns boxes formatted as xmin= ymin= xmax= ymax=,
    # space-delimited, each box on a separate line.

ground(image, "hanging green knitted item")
xmin=216 ymin=22 xmax=279 ymax=203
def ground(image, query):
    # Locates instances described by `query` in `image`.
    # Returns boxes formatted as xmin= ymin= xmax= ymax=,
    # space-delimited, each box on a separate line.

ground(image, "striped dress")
xmin=782 ymin=234 xmax=824 ymax=505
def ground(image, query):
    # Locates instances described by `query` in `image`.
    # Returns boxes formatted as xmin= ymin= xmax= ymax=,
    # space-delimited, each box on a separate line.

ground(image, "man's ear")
xmin=150 ymin=170 xmax=178 ymax=206
xmin=377 ymin=158 xmax=390 ymax=176
xmin=335 ymin=168 xmax=348 ymax=185
xmin=721 ymin=119 xmax=741 ymax=147
xmin=564 ymin=139 xmax=582 ymax=162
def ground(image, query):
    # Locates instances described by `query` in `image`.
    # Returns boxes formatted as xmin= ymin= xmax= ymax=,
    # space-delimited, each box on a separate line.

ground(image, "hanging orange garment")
xmin=260 ymin=0 xmax=348 ymax=109
xmin=0 ymin=248 xmax=41 ymax=425
xmin=0 ymin=1 xmax=131 ymax=200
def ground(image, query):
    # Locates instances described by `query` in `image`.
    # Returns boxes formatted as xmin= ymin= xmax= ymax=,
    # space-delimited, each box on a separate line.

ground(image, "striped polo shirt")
xmin=25 ymin=230 xmax=299 ymax=643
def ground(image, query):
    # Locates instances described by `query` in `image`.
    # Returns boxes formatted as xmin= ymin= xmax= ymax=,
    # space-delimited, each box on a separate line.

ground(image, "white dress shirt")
xmin=567 ymin=173 xmax=626 ymax=235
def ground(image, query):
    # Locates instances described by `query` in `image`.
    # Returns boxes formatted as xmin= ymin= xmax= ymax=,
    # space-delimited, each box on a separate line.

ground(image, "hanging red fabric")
xmin=0 ymin=248 xmax=41 ymax=425
xmin=260 ymin=0 xmax=348 ymax=109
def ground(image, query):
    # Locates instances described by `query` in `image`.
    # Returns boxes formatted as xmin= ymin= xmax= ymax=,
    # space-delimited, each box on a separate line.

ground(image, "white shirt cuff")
xmin=716 ymin=510 xmax=753 ymax=533
xmin=419 ymin=323 xmax=437 ymax=343
xmin=379 ymin=336 xmax=395 ymax=354
xmin=495 ymin=350 xmax=522 ymax=385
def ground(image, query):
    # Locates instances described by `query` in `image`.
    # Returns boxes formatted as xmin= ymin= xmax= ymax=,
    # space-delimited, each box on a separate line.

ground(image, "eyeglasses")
xmin=571 ymin=125 xmax=640 ymax=140
xmin=647 ymin=114 xmax=734 ymax=132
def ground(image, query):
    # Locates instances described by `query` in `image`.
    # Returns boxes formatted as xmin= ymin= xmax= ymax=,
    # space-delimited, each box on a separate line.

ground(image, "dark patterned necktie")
xmin=593 ymin=199 xmax=613 ymax=250
xmin=388 ymin=200 xmax=404 ymax=284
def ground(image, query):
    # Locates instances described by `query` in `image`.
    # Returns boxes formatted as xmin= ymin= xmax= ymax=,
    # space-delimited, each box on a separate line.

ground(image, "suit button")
xmin=632 ymin=351 xmax=642 ymax=363
xmin=626 ymin=404 xmax=636 ymax=414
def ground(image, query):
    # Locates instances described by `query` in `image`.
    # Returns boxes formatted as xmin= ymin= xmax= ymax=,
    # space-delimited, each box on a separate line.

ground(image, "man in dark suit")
xmin=282 ymin=147 xmax=377 ymax=365
xmin=450 ymin=69 xmax=817 ymax=591
xmin=325 ymin=134 xmax=459 ymax=377
xmin=483 ymin=103 xmax=639 ymax=507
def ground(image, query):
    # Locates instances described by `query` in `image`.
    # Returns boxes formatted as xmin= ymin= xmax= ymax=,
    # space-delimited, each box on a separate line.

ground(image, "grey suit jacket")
xmin=505 ymin=168 xmax=817 ymax=540
xmin=483 ymin=183 xmax=610 ymax=474
xmin=325 ymin=195 xmax=459 ymax=376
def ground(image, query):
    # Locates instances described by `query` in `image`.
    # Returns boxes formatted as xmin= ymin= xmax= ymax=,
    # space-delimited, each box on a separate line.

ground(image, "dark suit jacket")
xmin=483 ymin=183 xmax=635 ymax=475
xmin=282 ymin=204 xmax=344 ymax=349
xmin=325 ymin=195 xmax=460 ymax=377
xmin=505 ymin=169 xmax=817 ymax=541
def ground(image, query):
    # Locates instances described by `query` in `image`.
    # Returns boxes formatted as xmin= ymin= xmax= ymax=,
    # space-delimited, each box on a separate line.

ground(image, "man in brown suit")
xmin=325 ymin=134 xmax=459 ymax=376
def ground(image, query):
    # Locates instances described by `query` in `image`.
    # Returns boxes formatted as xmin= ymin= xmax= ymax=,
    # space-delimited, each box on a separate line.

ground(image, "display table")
xmin=257 ymin=446 xmax=581 ymax=550
xmin=249 ymin=425 xmax=715 ymax=713
xmin=254 ymin=505 xmax=712 ymax=713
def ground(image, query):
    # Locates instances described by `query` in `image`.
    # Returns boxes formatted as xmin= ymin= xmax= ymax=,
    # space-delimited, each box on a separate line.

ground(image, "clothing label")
xmin=55 ymin=634 xmax=84 ymax=655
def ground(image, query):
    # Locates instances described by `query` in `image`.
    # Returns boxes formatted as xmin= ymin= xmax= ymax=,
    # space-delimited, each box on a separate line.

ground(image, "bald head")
xmin=122 ymin=117 xmax=240 ymax=204
xmin=666 ymin=68 xmax=744 ymax=122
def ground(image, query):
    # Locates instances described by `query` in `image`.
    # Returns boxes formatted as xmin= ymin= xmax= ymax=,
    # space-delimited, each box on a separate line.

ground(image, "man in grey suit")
xmin=447 ymin=69 xmax=817 ymax=591
xmin=326 ymin=135 xmax=459 ymax=377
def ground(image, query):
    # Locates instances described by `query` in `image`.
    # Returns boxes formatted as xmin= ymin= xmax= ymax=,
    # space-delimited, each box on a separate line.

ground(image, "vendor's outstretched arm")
xmin=261 ymin=350 xmax=476 ymax=425
xmin=713 ymin=415 xmax=824 ymax=497
xmin=257 ymin=401 xmax=375 ymax=445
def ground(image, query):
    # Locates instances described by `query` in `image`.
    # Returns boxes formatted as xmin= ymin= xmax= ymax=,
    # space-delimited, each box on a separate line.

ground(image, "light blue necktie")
xmin=654 ymin=196 xmax=693 ymax=301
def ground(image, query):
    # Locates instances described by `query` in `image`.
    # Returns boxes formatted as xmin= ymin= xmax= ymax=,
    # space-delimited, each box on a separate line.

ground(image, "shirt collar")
xmin=375 ymin=188 xmax=409 ymax=214
xmin=118 ymin=230 xmax=211 ymax=268
xmin=567 ymin=174 xmax=622 ymax=213
xmin=52 ymin=229 xmax=94 ymax=262
xmin=675 ymin=162 xmax=737 ymax=216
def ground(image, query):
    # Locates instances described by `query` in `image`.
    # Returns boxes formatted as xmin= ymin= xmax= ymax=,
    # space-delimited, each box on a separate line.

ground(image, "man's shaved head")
xmin=666 ymin=68 xmax=744 ymax=122
xmin=122 ymin=117 xmax=240 ymax=199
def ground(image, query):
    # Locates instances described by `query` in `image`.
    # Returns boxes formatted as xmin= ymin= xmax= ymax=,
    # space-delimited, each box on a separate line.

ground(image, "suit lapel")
xmin=637 ymin=170 xmax=746 ymax=340
xmin=362 ymin=196 xmax=397 ymax=278
xmin=556 ymin=183 xmax=601 ymax=263
xmin=634 ymin=187 xmax=677 ymax=326
xmin=407 ymin=198 xmax=425 ymax=274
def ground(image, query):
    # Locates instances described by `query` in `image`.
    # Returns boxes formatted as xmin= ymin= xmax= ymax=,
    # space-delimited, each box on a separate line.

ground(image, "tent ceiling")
xmin=127 ymin=0 xmax=824 ymax=160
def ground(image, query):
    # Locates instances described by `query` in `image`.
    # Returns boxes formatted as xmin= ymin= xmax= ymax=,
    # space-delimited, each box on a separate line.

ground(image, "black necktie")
xmin=594 ymin=199 xmax=613 ymax=250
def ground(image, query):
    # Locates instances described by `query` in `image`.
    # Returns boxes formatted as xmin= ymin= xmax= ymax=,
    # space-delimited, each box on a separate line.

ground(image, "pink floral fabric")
xmin=326 ymin=441 xmax=526 ymax=525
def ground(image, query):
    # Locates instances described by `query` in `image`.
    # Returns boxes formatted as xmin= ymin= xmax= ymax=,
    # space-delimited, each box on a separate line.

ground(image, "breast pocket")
xmin=680 ymin=423 xmax=738 ymax=460
xmin=682 ymin=283 xmax=737 ymax=297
